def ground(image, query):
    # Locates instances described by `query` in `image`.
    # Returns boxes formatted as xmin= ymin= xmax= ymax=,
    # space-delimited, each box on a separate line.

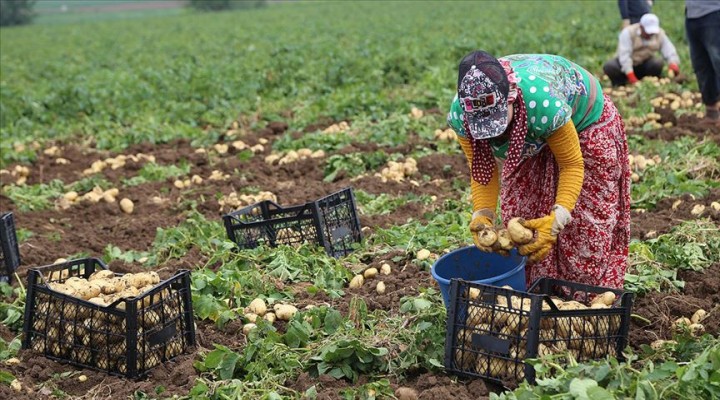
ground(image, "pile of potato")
xmin=454 ymin=286 xmax=622 ymax=381
xmin=264 ymin=148 xmax=326 ymax=165
xmin=81 ymin=153 xmax=155 ymax=176
xmin=218 ymin=190 xmax=277 ymax=212
xmin=473 ymin=217 xmax=535 ymax=253
xmin=29 ymin=268 xmax=186 ymax=374
xmin=0 ymin=165 xmax=31 ymax=185
xmin=434 ymin=128 xmax=457 ymax=142
xmin=375 ymin=158 xmax=418 ymax=182
xmin=241 ymin=298 xmax=299 ymax=334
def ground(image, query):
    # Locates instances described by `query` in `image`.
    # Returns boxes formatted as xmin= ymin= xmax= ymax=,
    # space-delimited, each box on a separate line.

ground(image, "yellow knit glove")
xmin=469 ymin=213 xmax=495 ymax=253
xmin=518 ymin=211 xmax=557 ymax=264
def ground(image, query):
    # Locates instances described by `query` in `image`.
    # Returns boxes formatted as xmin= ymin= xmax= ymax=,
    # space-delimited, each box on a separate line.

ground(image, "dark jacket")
xmin=618 ymin=0 xmax=651 ymax=24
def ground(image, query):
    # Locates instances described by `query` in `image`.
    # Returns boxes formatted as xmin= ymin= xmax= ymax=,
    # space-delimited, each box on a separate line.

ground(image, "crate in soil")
xmin=444 ymin=278 xmax=633 ymax=384
xmin=0 ymin=212 xmax=21 ymax=284
xmin=223 ymin=187 xmax=362 ymax=258
xmin=21 ymin=258 xmax=196 ymax=378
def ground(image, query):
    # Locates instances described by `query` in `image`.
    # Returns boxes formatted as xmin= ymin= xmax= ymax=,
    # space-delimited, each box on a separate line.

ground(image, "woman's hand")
xmin=470 ymin=214 xmax=496 ymax=253
xmin=469 ymin=210 xmax=510 ymax=256
xmin=518 ymin=205 xmax=571 ymax=263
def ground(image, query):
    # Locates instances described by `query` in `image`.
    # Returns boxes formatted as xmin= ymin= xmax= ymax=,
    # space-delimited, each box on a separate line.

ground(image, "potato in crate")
xmin=223 ymin=187 xmax=362 ymax=258
xmin=21 ymin=258 xmax=196 ymax=378
xmin=0 ymin=212 xmax=21 ymax=284
xmin=444 ymin=278 xmax=633 ymax=384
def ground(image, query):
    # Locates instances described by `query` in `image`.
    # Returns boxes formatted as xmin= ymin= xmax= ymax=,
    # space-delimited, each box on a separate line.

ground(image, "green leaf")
xmin=569 ymin=378 xmax=599 ymax=400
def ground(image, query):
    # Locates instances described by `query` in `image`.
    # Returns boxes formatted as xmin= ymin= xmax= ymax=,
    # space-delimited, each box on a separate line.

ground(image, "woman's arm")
xmin=456 ymin=136 xmax=500 ymax=216
xmin=546 ymin=120 xmax=584 ymax=213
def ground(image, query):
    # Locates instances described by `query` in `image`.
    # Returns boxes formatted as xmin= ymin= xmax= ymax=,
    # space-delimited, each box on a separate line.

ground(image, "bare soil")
xmin=0 ymin=105 xmax=717 ymax=399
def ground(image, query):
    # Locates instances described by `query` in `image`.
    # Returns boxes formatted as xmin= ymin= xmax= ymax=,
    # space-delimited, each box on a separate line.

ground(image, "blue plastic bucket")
xmin=431 ymin=246 xmax=527 ymax=308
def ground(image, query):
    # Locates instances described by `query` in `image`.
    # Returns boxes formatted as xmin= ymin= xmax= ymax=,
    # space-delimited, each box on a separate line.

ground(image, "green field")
xmin=1 ymin=1 xmax=719 ymax=399
xmin=0 ymin=1 xmax=692 ymax=167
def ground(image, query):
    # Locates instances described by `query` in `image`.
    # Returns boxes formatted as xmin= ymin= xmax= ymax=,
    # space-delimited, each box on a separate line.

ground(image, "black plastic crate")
xmin=0 ymin=212 xmax=21 ymax=284
xmin=223 ymin=187 xmax=362 ymax=258
xmin=21 ymin=258 xmax=196 ymax=378
xmin=444 ymin=278 xmax=633 ymax=384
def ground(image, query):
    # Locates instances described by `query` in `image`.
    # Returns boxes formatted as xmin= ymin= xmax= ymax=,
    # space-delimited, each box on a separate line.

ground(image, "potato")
xmin=64 ymin=277 xmax=88 ymax=289
xmin=349 ymin=274 xmax=364 ymax=289
xmin=673 ymin=317 xmax=692 ymax=331
xmin=689 ymin=323 xmax=705 ymax=337
xmin=591 ymin=291 xmax=616 ymax=307
xmin=507 ymin=217 xmax=533 ymax=244
xmin=264 ymin=312 xmax=276 ymax=324
xmin=243 ymin=323 xmax=257 ymax=335
xmin=244 ymin=313 xmax=259 ymax=323
xmin=572 ymin=317 xmax=596 ymax=336
xmin=247 ymin=298 xmax=267 ymax=317
xmin=650 ymin=339 xmax=677 ymax=350
xmin=119 ymin=198 xmax=134 ymax=214
xmin=476 ymin=229 xmax=497 ymax=247
xmin=75 ymin=284 xmax=102 ymax=300
xmin=274 ymin=304 xmax=298 ymax=321
xmin=165 ymin=340 xmax=183 ymax=359
xmin=380 ymin=263 xmax=392 ymax=275
xmin=454 ymin=349 xmax=476 ymax=370
xmin=363 ymin=267 xmax=378 ymax=279
xmin=141 ymin=310 xmax=161 ymax=329
xmin=495 ymin=228 xmax=514 ymax=250
xmin=89 ymin=270 xmax=115 ymax=281
xmin=96 ymin=278 xmax=125 ymax=295
xmin=558 ymin=301 xmax=586 ymax=310
xmin=475 ymin=355 xmax=489 ymax=375
xmin=376 ymin=281 xmax=386 ymax=295
xmin=416 ymin=249 xmax=431 ymax=260
xmin=49 ymin=283 xmax=77 ymax=297
xmin=394 ymin=387 xmax=419 ymax=400
xmin=691 ymin=309 xmax=707 ymax=324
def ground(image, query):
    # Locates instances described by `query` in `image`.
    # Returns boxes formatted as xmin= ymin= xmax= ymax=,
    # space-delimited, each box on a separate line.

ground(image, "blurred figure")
xmin=685 ymin=0 xmax=720 ymax=125
xmin=603 ymin=13 xmax=681 ymax=86
xmin=618 ymin=0 xmax=652 ymax=28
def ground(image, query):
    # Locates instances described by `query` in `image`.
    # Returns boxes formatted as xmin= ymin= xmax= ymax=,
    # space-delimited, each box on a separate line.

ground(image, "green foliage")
xmin=0 ymin=283 xmax=24 ymax=332
xmin=354 ymin=190 xmax=433 ymax=216
xmin=69 ymin=175 xmax=113 ymax=194
xmin=1 ymin=179 xmax=65 ymax=211
xmin=629 ymin=136 xmax=720 ymax=209
xmin=0 ymin=0 xmax=35 ymax=27
xmin=307 ymin=339 xmax=388 ymax=382
xmin=323 ymin=151 xmax=391 ymax=182
xmin=0 ymin=337 xmax=21 ymax=361
xmin=370 ymin=200 xmax=469 ymax=254
xmin=390 ymin=289 xmax=446 ymax=375
xmin=122 ymin=161 xmax=191 ymax=187
xmin=493 ymin=335 xmax=720 ymax=400
xmin=2 ymin=1 xmax=690 ymax=167
xmin=626 ymin=219 xmax=720 ymax=294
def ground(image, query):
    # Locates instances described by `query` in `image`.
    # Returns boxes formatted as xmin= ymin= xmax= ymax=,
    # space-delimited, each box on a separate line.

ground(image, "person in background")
xmin=618 ymin=0 xmax=652 ymax=28
xmin=447 ymin=51 xmax=630 ymax=289
xmin=685 ymin=0 xmax=720 ymax=125
xmin=603 ymin=13 xmax=682 ymax=86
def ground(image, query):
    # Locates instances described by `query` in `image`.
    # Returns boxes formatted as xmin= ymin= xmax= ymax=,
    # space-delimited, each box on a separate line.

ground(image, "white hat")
xmin=640 ymin=13 xmax=660 ymax=34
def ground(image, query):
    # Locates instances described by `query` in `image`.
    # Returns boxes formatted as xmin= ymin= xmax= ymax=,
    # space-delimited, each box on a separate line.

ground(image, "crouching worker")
xmin=603 ymin=13 xmax=683 ymax=86
xmin=447 ymin=51 xmax=631 ymax=289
